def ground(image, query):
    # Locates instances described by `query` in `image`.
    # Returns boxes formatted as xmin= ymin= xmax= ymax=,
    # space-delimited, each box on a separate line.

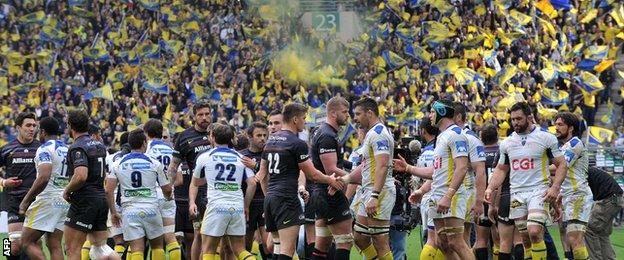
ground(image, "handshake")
xmin=326 ymin=173 xmax=351 ymax=195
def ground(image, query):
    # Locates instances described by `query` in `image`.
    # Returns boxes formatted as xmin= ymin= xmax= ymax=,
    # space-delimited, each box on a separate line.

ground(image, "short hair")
xmin=353 ymin=97 xmax=379 ymax=116
xmin=89 ymin=124 xmax=100 ymax=135
xmin=234 ymin=133 xmax=249 ymax=150
xmin=119 ymin=132 xmax=129 ymax=145
xmin=193 ymin=99 xmax=211 ymax=115
xmin=420 ymin=117 xmax=439 ymax=136
xmin=144 ymin=119 xmax=163 ymax=138
xmin=282 ymin=103 xmax=308 ymax=123
xmin=268 ymin=110 xmax=282 ymax=117
xmin=247 ymin=121 xmax=268 ymax=136
xmin=510 ymin=102 xmax=532 ymax=117
xmin=327 ymin=96 xmax=349 ymax=113
xmin=554 ymin=112 xmax=580 ymax=136
xmin=480 ymin=123 xmax=498 ymax=145
xmin=39 ymin=117 xmax=60 ymax=136
xmin=453 ymin=102 xmax=467 ymax=121
xmin=212 ymin=123 xmax=235 ymax=145
xmin=128 ymin=129 xmax=146 ymax=149
xmin=15 ymin=112 xmax=36 ymax=127
xmin=67 ymin=109 xmax=90 ymax=133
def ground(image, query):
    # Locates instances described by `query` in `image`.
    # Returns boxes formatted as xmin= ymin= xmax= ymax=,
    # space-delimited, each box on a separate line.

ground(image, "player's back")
xmin=67 ymin=135 xmax=107 ymax=198
xmin=560 ymin=136 xmax=590 ymax=195
xmin=196 ymin=147 xmax=252 ymax=207
xmin=431 ymin=124 xmax=468 ymax=197
xmin=113 ymin=152 xmax=166 ymax=207
xmin=262 ymin=130 xmax=309 ymax=197
xmin=461 ymin=128 xmax=486 ymax=189
xmin=146 ymin=139 xmax=174 ymax=199
xmin=35 ymin=140 xmax=69 ymax=199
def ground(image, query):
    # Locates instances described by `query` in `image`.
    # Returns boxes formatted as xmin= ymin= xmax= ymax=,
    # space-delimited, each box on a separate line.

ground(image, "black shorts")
xmin=477 ymin=201 xmax=493 ymax=227
xmin=246 ymin=201 xmax=266 ymax=232
xmin=304 ymin=199 xmax=316 ymax=224
xmin=65 ymin=196 xmax=108 ymax=232
xmin=175 ymin=199 xmax=207 ymax=233
xmin=497 ymin=192 xmax=514 ymax=225
xmin=7 ymin=195 xmax=25 ymax=224
xmin=264 ymin=195 xmax=305 ymax=232
xmin=312 ymin=189 xmax=352 ymax=225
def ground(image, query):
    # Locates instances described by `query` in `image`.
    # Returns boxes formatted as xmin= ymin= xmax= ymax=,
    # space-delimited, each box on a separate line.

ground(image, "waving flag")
xmin=540 ymin=63 xmax=559 ymax=82
xmin=575 ymin=71 xmax=604 ymax=94
xmin=507 ymin=10 xmax=532 ymax=29
xmin=85 ymin=83 xmax=114 ymax=101
xmin=541 ymin=88 xmax=569 ymax=105
xmin=535 ymin=0 xmax=557 ymax=18
xmin=83 ymin=46 xmax=110 ymax=63
xmin=493 ymin=64 xmax=518 ymax=86
xmin=143 ymin=77 xmax=169 ymax=94
xmin=19 ymin=11 xmax=46 ymax=25
xmin=381 ymin=50 xmax=407 ymax=69
xmin=583 ymin=45 xmax=608 ymax=60
xmin=587 ymin=126 xmax=614 ymax=145
xmin=430 ymin=59 xmax=464 ymax=75
xmin=404 ymin=43 xmax=431 ymax=62
xmin=594 ymin=59 xmax=615 ymax=73
xmin=610 ymin=4 xmax=624 ymax=27
xmin=40 ymin=26 xmax=66 ymax=46
xmin=454 ymin=68 xmax=485 ymax=86
xmin=550 ymin=0 xmax=572 ymax=10
xmin=139 ymin=0 xmax=160 ymax=11
xmin=138 ymin=43 xmax=160 ymax=59
xmin=577 ymin=59 xmax=600 ymax=71
xmin=159 ymin=39 xmax=184 ymax=54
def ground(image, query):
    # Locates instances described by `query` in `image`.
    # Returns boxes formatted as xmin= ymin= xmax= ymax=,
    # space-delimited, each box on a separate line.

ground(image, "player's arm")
xmin=473 ymin=160 xmax=487 ymax=208
xmin=20 ymin=152 xmax=53 ymax=211
xmin=318 ymin=137 xmax=350 ymax=177
xmin=256 ymin=159 xmax=268 ymax=195
xmin=446 ymin=155 xmax=469 ymax=198
xmin=157 ymin=163 xmax=173 ymax=200
xmin=371 ymin=152 xmax=391 ymax=195
xmin=244 ymin=169 xmax=257 ymax=212
xmin=63 ymin=148 xmax=89 ymax=201
xmin=343 ymin=163 xmax=363 ymax=184
xmin=168 ymin=156 xmax=182 ymax=186
xmin=485 ymin=162 xmax=509 ymax=203
xmin=105 ymin=176 xmax=118 ymax=216
xmin=544 ymin=135 xmax=568 ymax=203
xmin=393 ymin=154 xmax=434 ymax=179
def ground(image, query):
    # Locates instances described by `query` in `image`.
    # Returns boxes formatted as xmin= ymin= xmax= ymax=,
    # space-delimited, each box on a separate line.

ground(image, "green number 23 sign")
xmin=312 ymin=12 xmax=339 ymax=32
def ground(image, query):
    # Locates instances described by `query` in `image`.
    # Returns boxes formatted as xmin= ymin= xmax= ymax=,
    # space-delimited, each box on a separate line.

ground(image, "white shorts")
xmin=509 ymin=188 xmax=549 ymax=223
xmin=108 ymin=204 xmax=123 ymax=237
xmin=562 ymin=192 xmax=593 ymax=223
xmin=121 ymin=207 xmax=164 ymax=241
xmin=24 ymin=197 xmax=69 ymax=233
xmin=428 ymin=192 xmax=468 ymax=221
xmin=355 ymin=187 xmax=396 ymax=221
xmin=201 ymin=205 xmax=246 ymax=237
xmin=463 ymin=187 xmax=476 ymax=222
xmin=159 ymin=199 xmax=176 ymax=219
xmin=420 ymin=194 xmax=434 ymax=229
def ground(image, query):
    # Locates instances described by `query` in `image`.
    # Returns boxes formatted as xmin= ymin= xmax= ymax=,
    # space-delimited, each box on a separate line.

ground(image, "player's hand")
xmin=488 ymin=206 xmax=498 ymax=223
xmin=365 ymin=197 xmax=378 ymax=217
xmin=298 ymin=186 xmax=310 ymax=203
xmin=111 ymin=212 xmax=122 ymax=228
xmin=471 ymin=200 xmax=484 ymax=223
xmin=392 ymin=155 xmax=408 ymax=172
xmin=327 ymin=174 xmax=344 ymax=191
xmin=189 ymin=203 xmax=198 ymax=220
xmin=552 ymin=206 xmax=563 ymax=222
xmin=543 ymin=186 xmax=560 ymax=204
xmin=2 ymin=177 xmax=22 ymax=188
xmin=242 ymin=156 xmax=256 ymax=169
xmin=437 ymin=194 xmax=451 ymax=214
xmin=484 ymin=188 xmax=493 ymax=204
xmin=63 ymin=190 xmax=72 ymax=203
xmin=18 ymin=201 xmax=30 ymax=216
xmin=408 ymin=190 xmax=423 ymax=204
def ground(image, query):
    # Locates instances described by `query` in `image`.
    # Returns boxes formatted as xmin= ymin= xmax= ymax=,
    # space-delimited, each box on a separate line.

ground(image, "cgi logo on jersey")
xmin=512 ymin=158 xmax=534 ymax=171
xmin=433 ymin=157 xmax=442 ymax=170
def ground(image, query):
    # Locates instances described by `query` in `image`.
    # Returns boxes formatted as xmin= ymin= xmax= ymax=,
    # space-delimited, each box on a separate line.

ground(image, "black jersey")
xmin=173 ymin=127 xmax=211 ymax=201
xmin=66 ymin=134 xmax=108 ymax=198
xmin=487 ymin=146 xmax=511 ymax=194
xmin=0 ymin=139 xmax=41 ymax=197
xmin=262 ymin=130 xmax=309 ymax=196
xmin=239 ymin=148 xmax=264 ymax=204
xmin=174 ymin=162 xmax=191 ymax=201
xmin=587 ymin=166 xmax=623 ymax=201
xmin=310 ymin=123 xmax=349 ymax=190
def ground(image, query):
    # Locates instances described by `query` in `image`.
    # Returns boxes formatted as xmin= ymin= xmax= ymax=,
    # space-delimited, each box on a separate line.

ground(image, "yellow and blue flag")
xmin=404 ymin=43 xmax=431 ymax=62
xmin=584 ymin=45 xmax=608 ymax=60
xmin=535 ymin=0 xmax=558 ymax=18
xmin=541 ymin=88 xmax=569 ymax=105
xmin=68 ymin=0 xmax=87 ymax=6
xmin=575 ymin=71 xmax=604 ymax=94
xmin=70 ymin=6 xmax=94 ymax=18
xmin=540 ymin=63 xmax=559 ymax=83
xmin=18 ymin=11 xmax=46 ymax=25
xmin=40 ymin=26 xmax=66 ymax=46
xmin=493 ymin=64 xmax=518 ymax=86
xmin=138 ymin=43 xmax=160 ymax=59
xmin=85 ymin=83 xmax=114 ymax=101
xmin=119 ymin=51 xmax=140 ymax=65
xmin=587 ymin=126 xmax=614 ymax=145
xmin=142 ymin=76 xmax=169 ymax=94
xmin=159 ymin=39 xmax=184 ymax=54
xmin=594 ymin=59 xmax=615 ymax=73
xmin=139 ymin=0 xmax=160 ymax=11
xmin=550 ymin=0 xmax=572 ymax=10
xmin=610 ymin=4 xmax=624 ymax=27
xmin=381 ymin=50 xmax=407 ymax=69
xmin=430 ymin=59 xmax=464 ymax=75
xmin=455 ymin=68 xmax=485 ymax=86
xmin=83 ymin=46 xmax=110 ymax=63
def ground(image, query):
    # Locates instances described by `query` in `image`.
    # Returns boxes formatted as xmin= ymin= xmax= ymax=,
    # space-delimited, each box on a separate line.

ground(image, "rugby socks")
xmin=420 ymin=244 xmax=437 ymax=260
xmin=513 ymin=244 xmax=524 ymax=260
xmin=152 ymin=249 xmax=166 ymax=260
xmin=572 ymin=247 xmax=589 ymax=260
xmin=564 ymin=251 xmax=573 ymax=260
xmin=305 ymin=242 xmax=315 ymax=259
xmin=82 ymin=240 xmax=91 ymax=260
xmin=361 ymin=244 xmax=377 ymax=259
xmin=334 ymin=248 xmax=350 ymax=260
xmin=379 ymin=251 xmax=393 ymax=260
xmin=115 ymin=244 xmax=126 ymax=257
xmin=531 ymin=241 xmax=547 ymax=260
xmin=258 ymin=243 xmax=269 ymax=260
xmin=524 ymin=246 xmax=532 ymax=260
xmin=434 ymin=249 xmax=445 ymax=260
xmin=498 ymin=252 xmax=512 ymax=260
xmin=311 ymin=248 xmax=328 ymax=260
xmin=131 ymin=252 xmax=144 ymax=260
xmin=492 ymin=245 xmax=500 ymax=260
xmin=475 ymin=247 xmax=488 ymax=260
xmin=203 ymin=253 xmax=217 ymax=260
xmin=238 ymin=250 xmax=257 ymax=260
xmin=167 ymin=241 xmax=182 ymax=260
xmin=278 ymin=254 xmax=293 ymax=260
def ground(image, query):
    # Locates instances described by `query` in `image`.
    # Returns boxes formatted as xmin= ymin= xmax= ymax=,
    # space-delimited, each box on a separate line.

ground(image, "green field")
xmin=3 ymin=227 xmax=623 ymax=259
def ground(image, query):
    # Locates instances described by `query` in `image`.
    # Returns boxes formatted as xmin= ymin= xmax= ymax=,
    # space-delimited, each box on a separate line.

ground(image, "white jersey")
xmin=416 ymin=143 xmax=436 ymax=182
xmin=462 ymin=128 xmax=486 ymax=189
xmin=111 ymin=152 xmax=168 ymax=207
xmin=146 ymin=139 xmax=174 ymax=200
xmin=560 ymin=137 xmax=590 ymax=196
xmin=431 ymin=125 xmax=469 ymax=197
xmin=498 ymin=126 xmax=563 ymax=193
xmin=193 ymin=147 xmax=254 ymax=209
xmin=33 ymin=140 xmax=69 ymax=199
xmin=360 ymin=122 xmax=395 ymax=190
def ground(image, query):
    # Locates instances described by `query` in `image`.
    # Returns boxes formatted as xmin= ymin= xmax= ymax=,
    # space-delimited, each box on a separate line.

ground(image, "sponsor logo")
xmin=194 ymin=145 xmax=211 ymax=153
xmin=76 ymin=221 xmax=93 ymax=229
xmin=319 ymin=148 xmax=336 ymax=154
xmin=283 ymin=219 xmax=291 ymax=224
xmin=214 ymin=207 xmax=244 ymax=214
xmin=53 ymin=177 xmax=70 ymax=188
xmin=125 ymin=210 xmax=158 ymax=219
xmin=124 ymin=188 xmax=152 ymax=197
xmin=511 ymin=158 xmax=534 ymax=171
xmin=38 ymin=152 xmax=51 ymax=162
xmin=433 ymin=157 xmax=442 ymax=170
xmin=269 ymin=136 xmax=287 ymax=141
xmin=376 ymin=140 xmax=389 ymax=151
xmin=564 ymin=150 xmax=574 ymax=164
xmin=455 ymin=141 xmax=468 ymax=153
xmin=215 ymin=182 xmax=239 ymax=191
xmin=12 ymin=157 xmax=33 ymax=164
xmin=300 ymin=154 xmax=309 ymax=160
xmin=510 ymin=200 xmax=523 ymax=209
xmin=476 ymin=146 xmax=486 ymax=158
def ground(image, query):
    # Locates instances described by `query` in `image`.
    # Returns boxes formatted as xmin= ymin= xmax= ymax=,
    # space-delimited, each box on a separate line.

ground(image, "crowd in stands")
xmin=0 ymin=0 xmax=623 ymax=151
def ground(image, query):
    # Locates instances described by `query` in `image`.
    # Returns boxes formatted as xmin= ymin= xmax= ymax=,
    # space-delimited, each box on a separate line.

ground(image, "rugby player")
xmin=309 ymin=96 xmax=353 ymax=260
xmin=0 ymin=112 xmax=40 ymax=259
xmin=108 ymin=129 xmax=172 ymax=260
xmin=145 ymin=119 xmax=182 ymax=260
xmin=18 ymin=117 xmax=68 ymax=260
xmin=485 ymin=102 xmax=568 ymax=260
xmin=104 ymin=132 xmax=130 ymax=258
xmin=553 ymin=112 xmax=591 ymax=260
xmin=189 ymin=123 xmax=258 ymax=260
xmin=257 ymin=103 xmax=344 ymax=260
xmin=63 ymin=109 xmax=116 ymax=260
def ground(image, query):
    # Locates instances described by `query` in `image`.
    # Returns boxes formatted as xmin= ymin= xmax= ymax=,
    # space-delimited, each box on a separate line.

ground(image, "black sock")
xmin=475 ymin=247 xmax=489 ymax=260
xmin=328 ymin=243 xmax=337 ymax=259
xmin=334 ymin=248 xmax=350 ymax=260
xmin=311 ymin=248 xmax=328 ymax=260
xmin=258 ymin=243 xmax=269 ymax=260
xmin=544 ymin=237 xmax=559 ymax=259
xmin=305 ymin=242 xmax=315 ymax=260
xmin=513 ymin=244 xmax=524 ymax=260
xmin=564 ymin=251 xmax=573 ymax=260
xmin=499 ymin=252 xmax=512 ymax=260
xmin=278 ymin=254 xmax=293 ymax=260
xmin=6 ymin=256 xmax=20 ymax=260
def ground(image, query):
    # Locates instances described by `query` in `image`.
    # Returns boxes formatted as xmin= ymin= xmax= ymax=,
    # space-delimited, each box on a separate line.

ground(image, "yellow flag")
xmin=535 ymin=0 xmax=558 ymax=19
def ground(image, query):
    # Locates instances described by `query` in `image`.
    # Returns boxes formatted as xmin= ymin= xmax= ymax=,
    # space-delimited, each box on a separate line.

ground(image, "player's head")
xmin=480 ymin=123 xmax=498 ymax=145
xmin=39 ymin=116 xmax=60 ymax=142
xmin=356 ymin=124 xmax=366 ymax=143
xmin=144 ymin=119 xmax=164 ymax=139
xmin=509 ymin=102 xmax=533 ymax=134
xmin=247 ymin=121 xmax=268 ymax=151
xmin=67 ymin=109 xmax=90 ymax=138
xmin=119 ymin=131 xmax=130 ymax=150
xmin=429 ymin=99 xmax=455 ymax=127
xmin=453 ymin=102 xmax=467 ymax=126
xmin=89 ymin=124 xmax=102 ymax=142
xmin=353 ymin=97 xmax=379 ymax=129
xmin=419 ymin=117 xmax=439 ymax=142
xmin=267 ymin=110 xmax=283 ymax=133
xmin=192 ymin=99 xmax=212 ymax=131
xmin=128 ymin=129 xmax=147 ymax=152
xmin=211 ymin=123 xmax=235 ymax=146
xmin=282 ymin=103 xmax=308 ymax=133
xmin=15 ymin=112 xmax=37 ymax=143
xmin=327 ymin=96 xmax=350 ymax=126
xmin=554 ymin=112 xmax=579 ymax=141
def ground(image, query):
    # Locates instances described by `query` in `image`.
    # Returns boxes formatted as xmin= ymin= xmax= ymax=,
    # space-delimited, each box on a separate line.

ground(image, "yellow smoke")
xmin=272 ymin=44 xmax=347 ymax=88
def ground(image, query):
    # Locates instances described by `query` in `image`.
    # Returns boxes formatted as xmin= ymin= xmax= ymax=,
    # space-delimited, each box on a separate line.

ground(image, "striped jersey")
xmin=560 ymin=137 xmax=590 ymax=195
xmin=431 ymin=124 xmax=469 ymax=197
xmin=34 ymin=140 xmax=69 ymax=199
xmin=360 ymin=122 xmax=395 ymax=190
